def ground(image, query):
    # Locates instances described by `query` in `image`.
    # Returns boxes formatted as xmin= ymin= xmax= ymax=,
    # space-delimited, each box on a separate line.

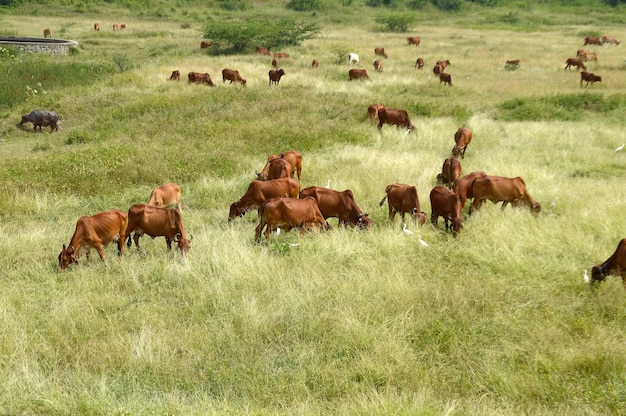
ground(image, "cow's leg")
xmin=166 ymin=237 xmax=173 ymax=250
xmin=264 ymin=224 xmax=273 ymax=240
xmin=133 ymin=233 xmax=141 ymax=249
xmin=501 ymin=201 xmax=510 ymax=210
xmin=430 ymin=213 xmax=438 ymax=226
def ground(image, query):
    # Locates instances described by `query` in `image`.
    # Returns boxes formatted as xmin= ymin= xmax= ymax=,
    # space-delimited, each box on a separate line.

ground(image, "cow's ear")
xmin=68 ymin=245 xmax=75 ymax=254
xmin=62 ymin=244 xmax=66 ymax=250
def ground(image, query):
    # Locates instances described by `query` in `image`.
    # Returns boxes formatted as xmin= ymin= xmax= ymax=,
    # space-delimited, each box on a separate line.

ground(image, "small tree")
xmin=287 ymin=0 xmax=322 ymax=11
xmin=375 ymin=13 xmax=415 ymax=32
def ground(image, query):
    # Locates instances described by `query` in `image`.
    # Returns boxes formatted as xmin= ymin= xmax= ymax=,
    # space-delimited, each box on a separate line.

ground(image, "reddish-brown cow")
xmin=580 ymin=71 xmax=602 ymax=87
xmin=601 ymin=35 xmax=620 ymax=45
xmin=349 ymin=68 xmax=369 ymax=81
xmin=584 ymin=36 xmax=602 ymax=45
xmin=256 ymin=158 xmax=293 ymax=181
xmin=374 ymin=48 xmax=388 ymax=59
xmin=373 ymin=60 xmax=383 ymax=72
xmin=377 ymin=107 xmax=415 ymax=132
xmin=470 ymin=175 xmax=541 ymax=215
xmin=367 ymin=103 xmax=385 ymax=120
xmin=168 ymin=70 xmax=180 ymax=81
xmin=255 ymin=197 xmax=329 ymax=242
xmin=299 ymin=187 xmax=372 ymax=229
xmin=58 ymin=209 xmax=127 ymax=271
xmin=454 ymin=171 xmax=487 ymax=209
xmin=273 ymin=52 xmax=290 ymax=59
xmin=257 ymin=150 xmax=302 ymax=181
xmin=148 ymin=183 xmax=182 ymax=211
xmin=438 ymin=157 xmax=462 ymax=189
xmin=125 ymin=204 xmax=191 ymax=256
xmin=591 ymin=238 xmax=626 ymax=286
xmin=222 ymin=68 xmax=246 ymax=85
xmin=565 ymin=58 xmax=587 ymax=71
xmin=256 ymin=47 xmax=270 ymax=55
xmin=312 ymin=59 xmax=319 ymax=68
xmin=229 ymin=178 xmax=300 ymax=221
xmin=379 ymin=183 xmax=427 ymax=225
xmin=439 ymin=73 xmax=452 ymax=86
xmin=44 ymin=28 xmax=51 ymax=38
xmin=430 ymin=186 xmax=463 ymax=236
xmin=271 ymin=58 xmax=279 ymax=68
xmin=415 ymin=57 xmax=424 ymax=69
xmin=94 ymin=23 xmax=100 ymax=31
xmin=407 ymin=36 xmax=421 ymax=46
xmin=188 ymin=72 xmax=215 ymax=86
xmin=269 ymin=69 xmax=285 ymax=86
xmin=200 ymin=40 xmax=212 ymax=49
xmin=452 ymin=127 xmax=472 ymax=159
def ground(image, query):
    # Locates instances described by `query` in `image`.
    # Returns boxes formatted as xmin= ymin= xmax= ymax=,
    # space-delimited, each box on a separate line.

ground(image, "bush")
xmin=432 ymin=0 xmax=463 ymax=11
xmin=375 ymin=13 xmax=415 ymax=32
xmin=287 ymin=0 xmax=322 ymax=11
xmin=217 ymin=0 xmax=251 ymax=10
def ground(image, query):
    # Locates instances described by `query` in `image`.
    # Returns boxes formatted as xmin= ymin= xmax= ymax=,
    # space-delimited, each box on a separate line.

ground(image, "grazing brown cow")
xmin=407 ymin=36 xmax=421 ymax=46
xmin=229 ymin=178 xmax=300 ymax=221
xmin=415 ymin=57 xmax=424 ymax=69
xmin=257 ymin=150 xmax=302 ymax=181
xmin=168 ymin=70 xmax=180 ymax=81
xmin=113 ymin=23 xmax=120 ymax=31
xmin=439 ymin=73 xmax=452 ymax=86
xmin=580 ymin=71 xmax=601 ymax=87
xmin=255 ymin=196 xmax=329 ymax=242
xmin=125 ymin=204 xmax=191 ymax=256
xmin=565 ymin=58 xmax=587 ymax=71
xmin=578 ymin=51 xmax=597 ymax=62
xmin=377 ymin=107 xmax=415 ymax=132
xmin=430 ymin=186 xmax=463 ymax=236
xmin=273 ymin=52 xmax=290 ymax=59
xmin=373 ymin=60 xmax=383 ymax=72
xmin=187 ymin=72 xmax=215 ymax=86
xmin=591 ymin=238 xmax=626 ymax=286
xmin=94 ymin=23 xmax=101 ymax=31
xmin=505 ymin=60 xmax=520 ymax=69
xmin=312 ymin=59 xmax=319 ymax=68
xmin=367 ymin=103 xmax=385 ymax=120
xmin=43 ymin=28 xmax=51 ymax=38
xmin=120 ymin=24 xmax=126 ymax=29
xmin=584 ymin=36 xmax=602 ymax=46
xmin=349 ymin=68 xmax=369 ymax=81
xmin=437 ymin=157 xmax=462 ymax=189
xmin=148 ymin=183 xmax=182 ymax=211
xmin=452 ymin=127 xmax=472 ymax=159
xmin=433 ymin=59 xmax=450 ymax=75
xmin=256 ymin=158 xmax=293 ymax=181
xmin=601 ymin=35 xmax=620 ymax=45
xmin=200 ymin=40 xmax=213 ymax=49
xmin=299 ymin=187 xmax=372 ymax=229
xmin=469 ymin=175 xmax=541 ymax=215
xmin=256 ymin=47 xmax=270 ymax=55
xmin=222 ymin=68 xmax=246 ymax=85
xmin=269 ymin=68 xmax=286 ymax=86
xmin=271 ymin=57 xmax=279 ymax=68
xmin=58 ymin=209 xmax=127 ymax=271
xmin=379 ymin=183 xmax=427 ymax=225
xmin=374 ymin=47 xmax=388 ymax=59
xmin=454 ymin=171 xmax=487 ymax=209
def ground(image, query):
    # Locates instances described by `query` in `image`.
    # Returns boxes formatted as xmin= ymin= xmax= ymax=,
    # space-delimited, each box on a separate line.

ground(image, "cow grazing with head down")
xmin=505 ymin=60 xmax=520 ymax=69
xmin=407 ymin=36 xmax=421 ymax=46
xmin=591 ymin=238 xmax=626 ymax=287
xmin=229 ymin=178 xmax=300 ymax=221
xmin=430 ymin=186 xmax=463 ymax=236
xmin=200 ymin=41 xmax=213 ymax=49
xmin=125 ymin=204 xmax=191 ymax=256
xmin=578 ymin=51 xmax=597 ymax=62
xmin=348 ymin=53 xmax=360 ymax=66
xmin=168 ymin=70 xmax=180 ymax=81
xmin=433 ymin=59 xmax=450 ymax=75
xmin=452 ymin=127 xmax=472 ymax=159
xmin=580 ymin=71 xmax=601 ymax=87
xmin=469 ymin=175 xmax=541 ymax=215
xmin=255 ymin=197 xmax=329 ymax=242
xmin=415 ymin=57 xmax=424 ymax=69
xmin=377 ymin=107 xmax=415 ymax=132
xmin=367 ymin=103 xmax=385 ymax=120
xmin=454 ymin=171 xmax=487 ymax=209
xmin=188 ymin=72 xmax=215 ymax=86
xmin=269 ymin=68 xmax=285 ymax=86
xmin=437 ymin=157 xmax=462 ymax=189
xmin=58 ymin=209 xmax=127 ymax=271
xmin=222 ymin=68 xmax=246 ymax=85
xmin=148 ymin=183 xmax=182 ymax=211
xmin=373 ymin=60 xmax=383 ymax=72
xmin=601 ymin=35 xmax=620 ymax=45
xmin=20 ymin=110 xmax=59 ymax=133
xmin=379 ymin=183 xmax=427 ymax=225
xmin=299 ymin=187 xmax=372 ymax=229
xmin=256 ymin=47 xmax=270 ymax=55
xmin=439 ymin=73 xmax=452 ymax=86
xmin=584 ymin=36 xmax=602 ymax=46
xmin=349 ymin=68 xmax=369 ymax=81
xmin=565 ymin=58 xmax=587 ymax=71
xmin=257 ymin=150 xmax=302 ymax=181
xmin=374 ymin=48 xmax=388 ymax=59
xmin=256 ymin=157 xmax=293 ymax=181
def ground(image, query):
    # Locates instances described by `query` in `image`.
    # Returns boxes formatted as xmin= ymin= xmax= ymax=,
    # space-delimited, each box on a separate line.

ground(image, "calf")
xmin=148 ymin=183 xmax=182 ymax=211
xmin=379 ymin=183 xmax=426 ymax=225
xmin=565 ymin=58 xmax=586 ymax=71
xmin=20 ymin=110 xmax=59 ymax=133
xmin=58 ymin=209 xmax=127 ymax=271
xmin=222 ymin=68 xmax=246 ymax=85
xmin=255 ymin=197 xmax=329 ymax=242
xmin=168 ymin=70 xmax=180 ymax=81
xmin=430 ymin=186 xmax=463 ymax=236
xmin=229 ymin=178 xmax=300 ymax=221
xmin=269 ymin=68 xmax=285 ymax=86
xmin=470 ymin=175 xmax=541 ymax=215
xmin=349 ymin=68 xmax=369 ymax=81
xmin=415 ymin=57 xmax=424 ymax=69
xmin=257 ymin=150 xmax=302 ymax=181
xmin=580 ymin=71 xmax=601 ymax=87
xmin=377 ymin=107 xmax=415 ymax=132
xmin=407 ymin=36 xmax=421 ymax=46
xmin=299 ymin=187 xmax=372 ymax=229
xmin=591 ymin=238 xmax=626 ymax=286
xmin=188 ymin=72 xmax=215 ymax=86
xmin=439 ymin=72 xmax=452 ymax=86
xmin=200 ymin=40 xmax=212 ymax=49
xmin=454 ymin=171 xmax=487 ymax=209
xmin=374 ymin=47 xmax=388 ymax=59
xmin=437 ymin=157 xmax=462 ymax=189
xmin=373 ymin=60 xmax=383 ymax=72
xmin=125 ymin=204 xmax=191 ymax=256
xmin=367 ymin=103 xmax=385 ymax=120
xmin=452 ymin=127 xmax=472 ymax=159
xmin=348 ymin=53 xmax=360 ymax=66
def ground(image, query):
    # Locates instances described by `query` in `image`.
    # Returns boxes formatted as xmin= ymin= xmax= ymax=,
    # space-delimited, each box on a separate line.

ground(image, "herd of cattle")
xmin=39 ymin=29 xmax=623 ymax=285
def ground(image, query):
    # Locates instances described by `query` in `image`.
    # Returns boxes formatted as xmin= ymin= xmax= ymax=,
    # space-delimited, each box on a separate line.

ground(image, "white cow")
xmin=348 ymin=53 xmax=360 ymax=66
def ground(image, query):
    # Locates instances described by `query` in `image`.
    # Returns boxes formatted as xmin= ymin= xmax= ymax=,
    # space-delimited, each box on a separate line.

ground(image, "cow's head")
xmin=228 ymin=201 xmax=244 ymax=221
xmin=412 ymin=209 xmax=427 ymax=225
xmin=58 ymin=244 xmax=78 ymax=271
xmin=448 ymin=216 xmax=463 ymax=237
xmin=590 ymin=264 xmax=607 ymax=284
xmin=175 ymin=234 xmax=192 ymax=256
xmin=530 ymin=201 xmax=542 ymax=215
xmin=256 ymin=170 xmax=268 ymax=181
xmin=356 ymin=213 xmax=372 ymax=229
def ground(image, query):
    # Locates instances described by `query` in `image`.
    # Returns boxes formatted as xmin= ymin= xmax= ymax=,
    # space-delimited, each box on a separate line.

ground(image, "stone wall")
xmin=0 ymin=36 xmax=79 ymax=56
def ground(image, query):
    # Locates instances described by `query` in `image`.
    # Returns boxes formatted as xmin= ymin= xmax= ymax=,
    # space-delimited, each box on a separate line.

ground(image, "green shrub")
xmin=287 ymin=0 xmax=322 ymax=11
xmin=496 ymin=94 xmax=626 ymax=121
xmin=375 ymin=13 xmax=414 ymax=32
xmin=432 ymin=0 xmax=463 ymax=11
xmin=217 ymin=0 xmax=251 ymax=10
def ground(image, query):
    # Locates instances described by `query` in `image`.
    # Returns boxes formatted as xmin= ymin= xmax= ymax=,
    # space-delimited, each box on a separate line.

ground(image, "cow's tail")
xmin=379 ymin=195 xmax=387 ymax=207
xmin=255 ymin=205 xmax=267 ymax=243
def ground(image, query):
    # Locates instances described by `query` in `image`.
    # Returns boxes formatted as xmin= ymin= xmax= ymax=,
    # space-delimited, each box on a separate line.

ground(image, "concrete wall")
xmin=0 ymin=36 xmax=79 ymax=56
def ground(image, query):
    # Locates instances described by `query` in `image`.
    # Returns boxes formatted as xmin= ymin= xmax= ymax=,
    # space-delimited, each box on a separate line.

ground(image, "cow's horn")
xmin=189 ymin=235 xmax=194 ymax=242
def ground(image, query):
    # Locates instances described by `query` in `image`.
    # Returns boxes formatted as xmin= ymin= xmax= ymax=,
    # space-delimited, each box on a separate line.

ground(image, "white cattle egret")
xmin=326 ymin=179 xmax=331 ymax=188
xmin=584 ymin=269 xmax=590 ymax=283
xmin=402 ymin=223 xmax=414 ymax=235
xmin=615 ymin=143 xmax=624 ymax=152
xmin=275 ymin=227 xmax=281 ymax=235
xmin=418 ymin=234 xmax=429 ymax=247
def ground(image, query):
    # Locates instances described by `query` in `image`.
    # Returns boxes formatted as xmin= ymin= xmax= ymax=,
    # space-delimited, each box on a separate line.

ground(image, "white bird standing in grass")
xmin=584 ymin=269 xmax=590 ymax=283
xmin=615 ymin=143 xmax=624 ymax=152
xmin=275 ymin=227 xmax=281 ymax=236
xmin=326 ymin=179 xmax=331 ymax=189
xmin=402 ymin=223 xmax=414 ymax=235
xmin=418 ymin=234 xmax=429 ymax=247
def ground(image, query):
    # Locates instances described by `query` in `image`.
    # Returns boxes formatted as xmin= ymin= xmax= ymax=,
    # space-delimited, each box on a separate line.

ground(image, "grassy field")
xmin=1 ymin=2 xmax=626 ymax=414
